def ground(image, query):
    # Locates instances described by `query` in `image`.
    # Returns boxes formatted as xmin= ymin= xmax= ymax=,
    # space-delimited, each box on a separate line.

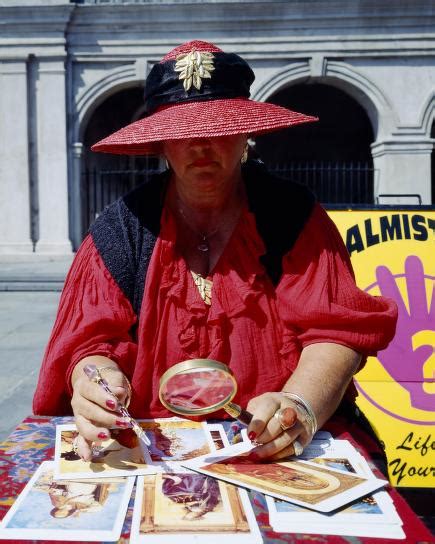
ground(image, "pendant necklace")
xmin=177 ymin=203 xmax=220 ymax=253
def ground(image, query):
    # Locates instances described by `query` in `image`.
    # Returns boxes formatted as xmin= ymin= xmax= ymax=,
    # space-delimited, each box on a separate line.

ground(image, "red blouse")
xmin=33 ymin=203 xmax=397 ymax=417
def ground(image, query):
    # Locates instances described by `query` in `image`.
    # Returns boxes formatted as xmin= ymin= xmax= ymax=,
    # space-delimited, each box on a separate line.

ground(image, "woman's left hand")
xmin=246 ymin=392 xmax=312 ymax=461
xmin=245 ymin=344 xmax=362 ymax=460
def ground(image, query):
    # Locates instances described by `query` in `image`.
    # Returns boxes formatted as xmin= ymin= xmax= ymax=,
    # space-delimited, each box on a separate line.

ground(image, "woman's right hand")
xmin=70 ymin=356 xmax=131 ymax=461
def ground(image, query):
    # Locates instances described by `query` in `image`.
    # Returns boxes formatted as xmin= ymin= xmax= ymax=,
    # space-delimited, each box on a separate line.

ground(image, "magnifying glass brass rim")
xmin=159 ymin=358 xmax=238 ymax=417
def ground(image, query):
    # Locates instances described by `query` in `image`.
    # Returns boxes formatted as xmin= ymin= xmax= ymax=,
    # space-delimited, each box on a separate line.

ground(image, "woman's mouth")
xmin=190 ymin=158 xmax=215 ymax=168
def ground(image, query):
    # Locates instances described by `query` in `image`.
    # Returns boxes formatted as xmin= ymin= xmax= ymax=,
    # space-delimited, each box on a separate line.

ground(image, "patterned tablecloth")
xmin=0 ymin=416 xmax=433 ymax=544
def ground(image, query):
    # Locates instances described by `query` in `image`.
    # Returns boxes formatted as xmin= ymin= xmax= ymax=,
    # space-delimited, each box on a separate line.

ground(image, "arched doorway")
xmin=81 ymin=87 xmax=161 ymax=238
xmin=255 ymin=83 xmax=375 ymax=205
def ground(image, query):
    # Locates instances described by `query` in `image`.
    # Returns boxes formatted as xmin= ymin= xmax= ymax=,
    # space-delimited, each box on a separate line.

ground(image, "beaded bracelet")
xmin=97 ymin=366 xmax=132 ymax=409
xmin=280 ymin=391 xmax=318 ymax=437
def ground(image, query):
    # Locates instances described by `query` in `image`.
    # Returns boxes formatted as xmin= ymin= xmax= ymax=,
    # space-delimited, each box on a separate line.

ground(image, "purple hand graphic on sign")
xmin=375 ymin=255 xmax=435 ymax=412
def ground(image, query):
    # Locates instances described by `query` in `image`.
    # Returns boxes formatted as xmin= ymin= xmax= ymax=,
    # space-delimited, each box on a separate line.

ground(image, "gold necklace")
xmin=191 ymin=271 xmax=212 ymax=305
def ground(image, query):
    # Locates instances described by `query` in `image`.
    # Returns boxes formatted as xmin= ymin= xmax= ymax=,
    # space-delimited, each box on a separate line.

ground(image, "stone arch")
xmin=252 ymin=60 xmax=396 ymax=140
xmin=419 ymin=91 xmax=435 ymax=137
xmin=74 ymin=63 xmax=142 ymax=143
xmin=251 ymin=61 xmax=392 ymax=205
xmin=70 ymin=63 xmax=158 ymax=247
xmin=422 ymin=95 xmax=435 ymax=203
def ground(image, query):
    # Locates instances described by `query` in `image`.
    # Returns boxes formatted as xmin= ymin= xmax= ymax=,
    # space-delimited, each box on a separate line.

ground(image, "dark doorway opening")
xmin=81 ymin=87 xmax=161 ymax=240
xmin=255 ymin=83 xmax=375 ymax=205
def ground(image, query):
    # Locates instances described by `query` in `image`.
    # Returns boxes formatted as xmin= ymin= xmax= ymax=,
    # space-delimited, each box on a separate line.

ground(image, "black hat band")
xmin=144 ymin=52 xmax=255 ymax=115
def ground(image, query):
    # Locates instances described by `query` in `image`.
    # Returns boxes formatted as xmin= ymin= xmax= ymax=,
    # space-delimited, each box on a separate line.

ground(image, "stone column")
xmin=0 ymin=60 xmax=33 ymax=254
xmin=35 ymin=57 xmax=72 ymax=254
xmin=371 ymin=139 xmax=433 ymax=205
xmin=71 ymin=142 xmax=84 ymax=250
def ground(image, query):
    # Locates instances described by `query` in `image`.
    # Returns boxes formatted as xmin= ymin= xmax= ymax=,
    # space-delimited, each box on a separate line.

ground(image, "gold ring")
xmin=273 ymin=408 xmax=291 ymax=431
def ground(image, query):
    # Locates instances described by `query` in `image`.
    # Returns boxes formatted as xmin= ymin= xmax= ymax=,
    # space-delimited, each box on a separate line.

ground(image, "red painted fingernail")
xmin=248 ymin=431 xmax=257 ymax=441
xmin=115 ymin=419 xmax=131 ymax=428
xmin=98 ymin=432 xmax=108 ymax=439
xmin=106 ymin=399 xmax=116 ymax=410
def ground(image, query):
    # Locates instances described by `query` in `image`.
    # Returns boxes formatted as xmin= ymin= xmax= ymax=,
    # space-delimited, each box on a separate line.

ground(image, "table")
xmin=0 ymin=416 xmax=433 ymax=543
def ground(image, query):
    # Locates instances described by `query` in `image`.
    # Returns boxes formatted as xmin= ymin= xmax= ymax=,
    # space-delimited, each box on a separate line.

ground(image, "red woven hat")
xmin=91 ymin=40 xmax=317 ymax=155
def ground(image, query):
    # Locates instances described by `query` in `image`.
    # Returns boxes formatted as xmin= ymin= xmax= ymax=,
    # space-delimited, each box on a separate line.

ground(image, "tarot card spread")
xmin=0 ymin=461 xmax=133 ymax=542
xmin=182 ymin=442 xmax=388 ymax=512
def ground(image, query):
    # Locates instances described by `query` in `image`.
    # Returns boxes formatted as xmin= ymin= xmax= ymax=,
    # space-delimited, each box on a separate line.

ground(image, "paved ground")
xmin=0 ymin=255 xmax=72 ymax=291
xmin=0 ymin=291 xmax=61 ymax=440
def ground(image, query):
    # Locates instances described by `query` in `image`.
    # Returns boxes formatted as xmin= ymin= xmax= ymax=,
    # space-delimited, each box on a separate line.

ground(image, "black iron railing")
xmin=267 ymin=160 xmax=374 ymax=205
xmin=81 ymin=168 xmax=161 ymax=232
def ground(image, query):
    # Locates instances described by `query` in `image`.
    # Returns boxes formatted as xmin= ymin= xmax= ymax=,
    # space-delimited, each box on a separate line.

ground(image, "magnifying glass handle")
xmin=224 ymin=402 xmax=253 ymax=425
xmin=83 ymin=364 xmax=151 ymax=447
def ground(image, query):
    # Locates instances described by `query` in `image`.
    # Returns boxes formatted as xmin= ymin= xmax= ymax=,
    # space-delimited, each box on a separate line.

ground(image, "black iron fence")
xmin=81 ymin=168 xmax=161 ymax=233
xmin=267 ymin=160 xmax=374 ymax=206
xmin=81 ymin=160 xmax=374 ymax=234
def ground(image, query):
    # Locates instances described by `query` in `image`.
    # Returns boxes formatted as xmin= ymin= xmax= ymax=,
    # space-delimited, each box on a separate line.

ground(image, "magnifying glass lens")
xmin=160 ymin=367 xmax=235 ymax=412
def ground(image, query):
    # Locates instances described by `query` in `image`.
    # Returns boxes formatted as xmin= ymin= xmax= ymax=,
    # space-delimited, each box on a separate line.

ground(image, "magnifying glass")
xmin=159 ymin=359 xmax=252 ymax=424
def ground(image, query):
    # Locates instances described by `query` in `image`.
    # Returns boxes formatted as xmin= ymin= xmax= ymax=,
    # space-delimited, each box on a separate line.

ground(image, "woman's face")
xmin=163 ymin=134 xmax=247 ymax=205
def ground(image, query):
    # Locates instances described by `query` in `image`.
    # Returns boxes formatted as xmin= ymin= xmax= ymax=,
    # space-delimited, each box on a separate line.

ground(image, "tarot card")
xmin=141 ymin=419 xmax=223 ymax=470
xmin=54 ymin=424 xmax=157 ymax=480
xmin=0 ymin=461 xmax=133 ymax=541
xmin=268 ymin=438 xmax=403 ymax=536
xmin=300 ymin=438 xmax=363 ymax=460
xmin=207 ymin=423 xmax=227 ymax=450
xmin=130 ymin=472 xmax=261 ymax=543
xmin=311 ymin=430 xmax=332 ymax=440
xmin=182 ymin=442 xmax=387 ymax=512
xmin=267 ymin=455 xmax=402 ymax=527
xmin=271 ymin=520 xmax=406 ymax=539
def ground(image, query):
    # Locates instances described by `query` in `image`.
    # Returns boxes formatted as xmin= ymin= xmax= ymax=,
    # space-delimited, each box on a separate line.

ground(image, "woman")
xmin=33 ymin=40 xmax=397 ymax=462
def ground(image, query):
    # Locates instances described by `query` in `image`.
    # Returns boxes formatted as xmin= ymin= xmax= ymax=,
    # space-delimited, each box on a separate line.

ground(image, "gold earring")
xmin=240 ymin=144 xmax=249 ymax=164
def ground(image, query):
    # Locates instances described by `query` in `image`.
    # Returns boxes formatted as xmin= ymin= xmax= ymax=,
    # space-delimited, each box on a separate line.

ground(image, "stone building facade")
xmin=0 ymin=0 xmax=434 ymax=255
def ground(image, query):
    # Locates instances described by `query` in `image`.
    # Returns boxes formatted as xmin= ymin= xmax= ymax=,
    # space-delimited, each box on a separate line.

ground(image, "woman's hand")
xmin=246 ymin=343 xmax=362 ymax=461
xmin=71 ymin=356 xmax=131 ymax=461
xmin=246 ymin=392 xmax=312 ymax=461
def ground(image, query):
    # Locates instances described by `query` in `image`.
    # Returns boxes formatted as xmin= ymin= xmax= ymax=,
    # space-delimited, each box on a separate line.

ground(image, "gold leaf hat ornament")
xmin=174 ymin=50 xmax=215 ymax=91
xmin=91 ymin=40 xmax=318 ymax=155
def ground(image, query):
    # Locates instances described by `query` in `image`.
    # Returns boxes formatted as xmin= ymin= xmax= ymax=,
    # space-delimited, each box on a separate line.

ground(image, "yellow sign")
xmin=328 ymin=210 xmax=435 ymax=488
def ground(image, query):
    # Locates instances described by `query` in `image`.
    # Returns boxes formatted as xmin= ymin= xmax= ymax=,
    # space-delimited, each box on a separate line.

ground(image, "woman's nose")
xmin=188 ymin=137 xmax=211 ymax=149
